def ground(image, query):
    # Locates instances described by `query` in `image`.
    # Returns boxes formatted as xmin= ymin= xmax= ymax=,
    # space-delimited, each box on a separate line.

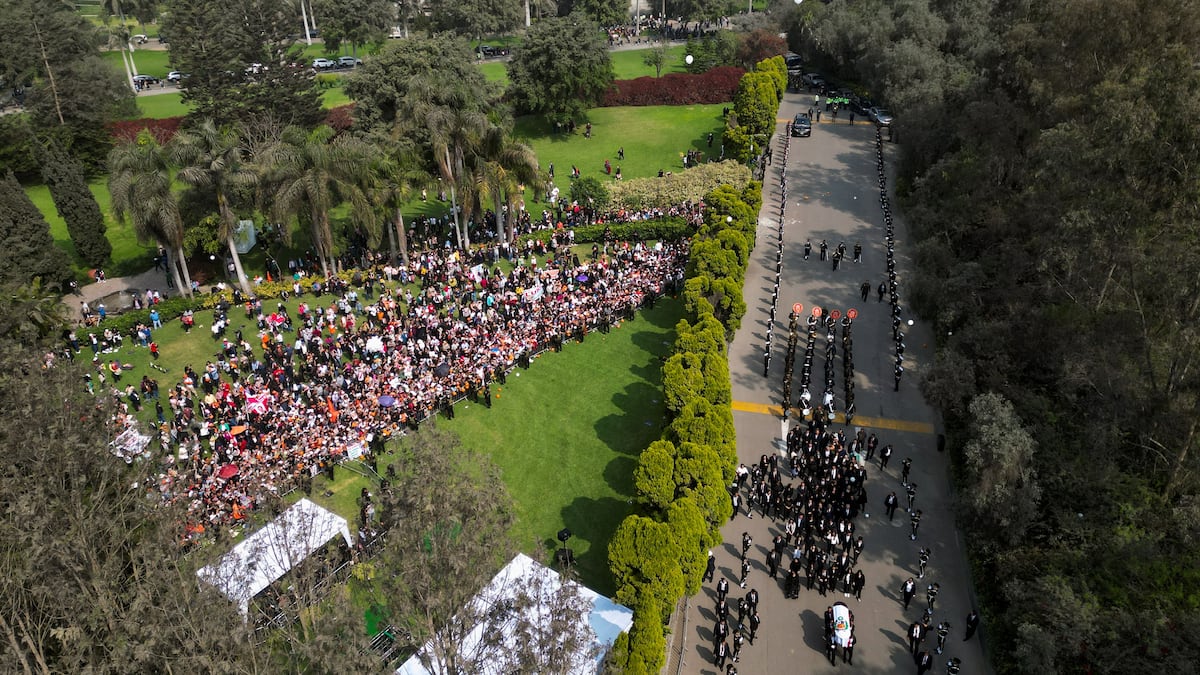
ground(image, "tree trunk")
xmin=386 ymin=210 xmax=397 ymax=262
xmin=175 ymin=246 xmax=193 ymax=297
xmin=31 ymin=20 xmax=65 ymax=125
xmin=449 ymin=184 xmax=468 ymax=251
xmin=1166 ymin=414 xmax=1199 ymax=500
xmin=524 ymin=0 xmax=531 ymax=27
xmin=226 ymin=234 xmax=251 ymax=294
xmin=493 ymin=190 xmax=506 ymax=243
xmin=395 ymin=207 xmax=410 ymax=265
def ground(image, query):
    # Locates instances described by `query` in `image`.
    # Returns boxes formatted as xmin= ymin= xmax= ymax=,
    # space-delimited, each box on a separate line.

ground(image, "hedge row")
xmin=107 ymin=116 xmax=185 ymax=144
xmin=724 ymin=56 xmax=787 ymax=164
xmin=515 ymin=217 xmax=692 ymax=247
xmin=600 ymin=66 xmax=746 ymax=107
xmin=605 ymin=180 xmax=762 ymax=673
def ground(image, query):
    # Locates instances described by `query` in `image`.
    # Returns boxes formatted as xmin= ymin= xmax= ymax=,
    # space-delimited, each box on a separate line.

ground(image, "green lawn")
xmin=101 ymin=48 xmax=173 ymax=79
xmin=515 ymin=103 xmax=728 ymax=182
xmin=475 ymin=45 xmax=689 ymax=88
xmin=132 ymin=92 xmax=191 ymax=119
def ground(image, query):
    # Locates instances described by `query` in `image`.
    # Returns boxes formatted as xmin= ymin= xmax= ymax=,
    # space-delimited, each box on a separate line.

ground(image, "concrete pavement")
xmin=670 ymin=92 xmax=990 ymax=675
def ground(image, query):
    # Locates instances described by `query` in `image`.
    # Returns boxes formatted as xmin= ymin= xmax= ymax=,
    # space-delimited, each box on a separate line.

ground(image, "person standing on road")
xmin=705 ymin=550 xmax=716 ymax=582
xmin=819 ymin=240 xmax=828 ymax=261
xmin=747 ymin=610 xmax=761 ymax=644
xmin=717 ymin=576 xmax=729 ymax=603
xmin=910 ymin=509 xmax=923 ymax=540
xmin=731 ymin=632 xmax=744 ymax=662
xmin=907 ymin=483 xmax=919 ymax=513
xmin=926 ymin=582 xmax=940 ymax=614
xmin=915 ymin=649 xmax=935 ymax=675
xmin=714 ymin=638 xmax=729 ymax=668
xmin=741 ymin=532 xmax=752 ymax=561
xmin=885 ymin=491 xmax=900 ymax=520
xmin=860 ymin=280 xmax=871 ymax=301
xmin=901 ymin=457 xmax=913 ymax=485
xmin=853 ymin=243 xmax=863 ymax=263
xmin=880 ymin=444 xmax=894 ymax=470
xmin=908 ymin=620 xmax=925 ymax=654
xmin=918 ymin=547 xmax=931 ymax=578
xmin=964 ymin=609 xmax=981 ymax=641
xmin=902 ymin=577 xmax=917 ymax=610
xmin=852 ymin=569 xmax=866 ymax=601
xmin=740 ymin=556 xmax=751 ymax=588
xmin=804 ymin=240 xmax=812 ymax=260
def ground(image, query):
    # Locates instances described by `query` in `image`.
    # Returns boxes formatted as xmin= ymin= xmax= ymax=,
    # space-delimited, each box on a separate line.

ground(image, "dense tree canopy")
xmin=163 ymin=0 xmax=322 ymax=128
xmin=506 ymin=15 xmax=614 ymax=120
xmin=803 ymin=0 xmax=1200 ymax=670
xmin=310 ymin=0 xmax=392 ymax=54
xmin=38 ymin=140 xmax=111 ymax=269
xmin=426 ymin=0 xmax=524 ymax=36
xmin=0 ymin=171 xmax=72 ymax=287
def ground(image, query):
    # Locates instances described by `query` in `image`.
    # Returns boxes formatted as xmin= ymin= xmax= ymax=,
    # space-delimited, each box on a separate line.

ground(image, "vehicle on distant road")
xmin=475 ymin=45 xmax=510 ymax=59
xmin=167 ymin=71 xmax=188 ymax=83
xmin=868 ymin=107 xmax=894 ymax=127
xmin=131 ymin=74 xmax=159 ymax=86
xmin=802 ymin=72 xmax=825 ymax=89
xmin=312 ymin=58 xmax=336 ymax=70
xmin=337 ymin=56 xmax=362 ymax=68
xmin=131 ymin=34 xmax=148 ymax=45
xmin=791 ymin=112 xmax=812 ymax=137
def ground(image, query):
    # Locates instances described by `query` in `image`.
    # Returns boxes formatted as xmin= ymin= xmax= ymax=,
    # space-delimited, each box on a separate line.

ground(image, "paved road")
xmin=672 ymin=92 xmax=990 ymax=675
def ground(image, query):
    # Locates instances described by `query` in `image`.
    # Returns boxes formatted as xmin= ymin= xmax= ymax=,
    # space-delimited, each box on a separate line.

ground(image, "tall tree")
xmin=559 ymin=0 xmax=628 ymax=26
xmin=107 ymin=135 xmax=193 ymax=296
xmin=343 ymin=33 xmax=496 ymax=136
xmin=427 ymin=107 xmax=492 ymax=250
xmin=311 ymin=0 xmax=392 ymax=54
xmin=258 ymin=125 xmax=378 ymax=277
xmin=162 ymin=0 xmax=322 ymax=129
xmin=0 ymin=339 xmax=257 ymax=673
xmin=38 ymin=140 xmax=112 ymax=270
xmin=368 ymin=139 xmax=431 ymax=265
xmin=426 ymin=0 xmax=524 ymax=37
xmin=506 ymin=14 xmax=614 ymax=121
xmin=474 ymin=126 xmax=539 ymax=244
xmin=0 ymin=171 xmax=72 ymax=288
xmin=0 ymin=0 xmax=136 ymax=166
xmin=169 ymin=119 xmax=257 ymax=294
xmin=360 ymin=426 xmax=519 ymax=672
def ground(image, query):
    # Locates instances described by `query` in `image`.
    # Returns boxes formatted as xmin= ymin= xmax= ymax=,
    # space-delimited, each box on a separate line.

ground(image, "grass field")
xmin=88 ymin=280 xmax=682 ymax=592
xmin=476 ymin=44 xmax=689 ymax=88
xmin=516 ymin=103 xmax=727 ymax=182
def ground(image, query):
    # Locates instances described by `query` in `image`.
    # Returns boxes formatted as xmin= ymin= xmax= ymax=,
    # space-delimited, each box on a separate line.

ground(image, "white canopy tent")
xmin=396 ymin=553 xmax=634 ymax=675
xmin=196 ymin=498 xmax=353 ymax=616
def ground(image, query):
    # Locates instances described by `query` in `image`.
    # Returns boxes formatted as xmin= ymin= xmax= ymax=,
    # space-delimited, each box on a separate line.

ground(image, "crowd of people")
xmin=69 ymin=198 xmax=706 ymax=539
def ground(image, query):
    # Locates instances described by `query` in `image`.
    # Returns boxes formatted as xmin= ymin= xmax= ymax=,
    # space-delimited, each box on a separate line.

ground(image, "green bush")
xmin=606 ymin=161 xmax=752 ymax=210
xmin=732 ymin=71 xmax=778 ymax=137
xmin=516 ymin=217 xmax=692 ymax=247
xmin=633 ymin=440 xmax=678 ymax=512
xmin=755 ymin=55 xmax=787 ymax=102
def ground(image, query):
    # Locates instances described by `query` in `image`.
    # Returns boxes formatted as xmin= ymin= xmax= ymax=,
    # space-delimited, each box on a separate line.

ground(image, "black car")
xmin=850 ymin=95 xmax=873 ymax=116
xmin=791 ymin=113 xmax=812 ymax=137
xmin=475 ymin=45 xmax=510 ymax=59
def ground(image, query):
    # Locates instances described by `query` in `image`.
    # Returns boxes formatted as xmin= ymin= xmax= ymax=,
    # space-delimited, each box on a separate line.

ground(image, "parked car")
xmin=475 ymin=44 xmax=509 ymax=59
xmin=791 ymin=112 xmax=812 ymax=137
xmin=131 ymin=34 xmax=148 ymax=45
xmin=785 ymin=52 xmax=803 ymax=74
xmin=166 ymin=71 xmax=188 ymax=83
xmin=312 ymin=58 xmax=336 ymax=70
xmin=131 ymin=74 xmax=159 ymax=85
xmin=868 ymin=106 xmax=894 ymax=126
xmin=850 ymin=95 xmax=873 ymax=116
xmin=337 ymin=56 xmax=362 ymax=68
xmin=802 ymin=72 xmax=826 ymax=89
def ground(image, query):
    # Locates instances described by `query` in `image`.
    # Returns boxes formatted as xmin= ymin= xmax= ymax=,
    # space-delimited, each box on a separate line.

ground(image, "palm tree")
xmin=107 ymin=136 xmax=193 ymax=297
xmin=169 ymin=119 xmax=256 ymax=294
xmin=257 ymin=125 xmax=378 ymax=278
xmin=426 ymin=107 xmax=491 ymax=251
xmin=475 ymin=126 xmax=539 ymax=244
xmin=369 ymin=141 xmax=432 ymax=266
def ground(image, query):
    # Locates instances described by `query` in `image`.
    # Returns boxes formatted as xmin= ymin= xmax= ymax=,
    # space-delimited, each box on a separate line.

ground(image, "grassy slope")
xmin=27 ymin=180 xmax=156 ymax=277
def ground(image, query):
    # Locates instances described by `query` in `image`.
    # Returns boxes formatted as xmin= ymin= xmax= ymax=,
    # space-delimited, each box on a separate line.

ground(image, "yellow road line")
xmin=731 ymin=400 xmax=935 ymax=434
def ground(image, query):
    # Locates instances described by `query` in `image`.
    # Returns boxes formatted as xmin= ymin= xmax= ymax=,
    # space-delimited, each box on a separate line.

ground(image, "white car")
xmin=312 ymin=58 xmax=336 ymax=70
xmin=337 ymin=56 xmax=362 ymax=68
xmin=167 ymin=71 xmax=187 ymax=83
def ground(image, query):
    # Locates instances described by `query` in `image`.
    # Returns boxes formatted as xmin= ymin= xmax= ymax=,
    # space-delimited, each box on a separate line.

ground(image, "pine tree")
xmin=0 ymin=170 xmax=72 ymax=287
xmin=39 ymin=140 xmax=111 ymax=269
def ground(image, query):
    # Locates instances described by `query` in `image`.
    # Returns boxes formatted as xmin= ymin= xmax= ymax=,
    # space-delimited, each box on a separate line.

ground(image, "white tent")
xmin=196 ymin=498 xmax=353 ymax=616
xmin=396 ymin=553 xmax=634 ymax=675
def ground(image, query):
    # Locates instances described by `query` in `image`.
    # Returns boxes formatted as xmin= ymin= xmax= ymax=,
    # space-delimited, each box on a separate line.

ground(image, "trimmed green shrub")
xmin=607 ymin=161 xmax=752 ymax=210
